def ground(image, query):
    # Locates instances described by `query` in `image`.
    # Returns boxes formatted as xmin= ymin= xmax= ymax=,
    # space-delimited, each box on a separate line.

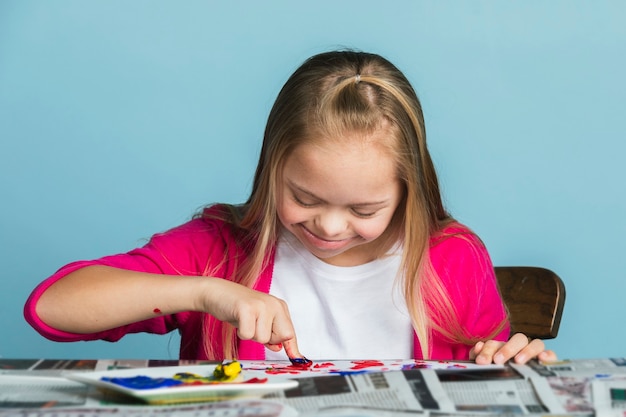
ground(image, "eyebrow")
xmin=288 ymin=181 xmax=391 ymax=208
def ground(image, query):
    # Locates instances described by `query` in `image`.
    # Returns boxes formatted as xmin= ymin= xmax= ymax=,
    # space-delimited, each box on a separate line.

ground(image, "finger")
xmin=254 ymin=308 xmax=275 ymax=344
xmin=284 ymin=338 xmax=312 ymax=367
xmin=232 ymin=309 xmax=256 ymax=341
xmin=538 ymin=349 xmax=558 ymax=363
xmin=265 ymin=342 xmax=283 ymax=352
xmin=469 ymin=341 xmax=485 ymax=361
xmin=283 ymin=338 xmax=304 ymax=359
xmin=512 ymin=338 xmax=547 ymax=364
xmin=264 ymin=299 xmax=295 ymax=343
xmin=474 ymin=339 xmax=506 ymax=364
xmin=233 ymin=295 xmax=289 ymax=344
xmin=230 ymin=298 xmax=269 ymax=341
xmin=490 ymin=333 xmax=535 ymax=364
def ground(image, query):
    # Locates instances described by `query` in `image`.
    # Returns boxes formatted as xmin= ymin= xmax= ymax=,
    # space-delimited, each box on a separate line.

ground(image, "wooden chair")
xmin=494 ymin=266 xmax=566 ymax=339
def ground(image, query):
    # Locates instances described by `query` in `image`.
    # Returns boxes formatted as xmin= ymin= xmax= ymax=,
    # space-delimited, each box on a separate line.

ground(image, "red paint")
xmin=265 ymin=368 xmax=302 ymax=375
xmin=289 ymin=357 xmax=313 ymax=370
xmin=153 ymin=308 xmax=161 ymax=314
xmin=263 ymin=359 xmax=317 ymax=375
xmin=244 ymin=377 xmax=268 ymax=383
xmin=284 ymin=363 xmax=311 ymax=372
xmin=313 ymin=362 xmax=336 ymax=369
xmin=350 ymin=360 xmax=385 ymax=370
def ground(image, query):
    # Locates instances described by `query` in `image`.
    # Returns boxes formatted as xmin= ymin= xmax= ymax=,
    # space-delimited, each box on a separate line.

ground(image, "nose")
xmin=314 ymin=210 xmax=348 ymax=238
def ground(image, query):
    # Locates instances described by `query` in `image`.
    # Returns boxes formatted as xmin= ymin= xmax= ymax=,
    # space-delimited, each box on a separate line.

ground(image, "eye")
xmin=293 ymin=193 xmax=319 ymax=208
xmin=351 ymin=208 xmax=377 ymax=218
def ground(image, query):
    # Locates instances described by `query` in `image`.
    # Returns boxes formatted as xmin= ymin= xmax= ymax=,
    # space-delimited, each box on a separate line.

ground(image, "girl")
xmin=25 ymin=50 xmax=556 ymax=364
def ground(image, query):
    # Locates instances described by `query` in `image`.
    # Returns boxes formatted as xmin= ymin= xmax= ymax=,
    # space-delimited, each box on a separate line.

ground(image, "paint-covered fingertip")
xmin=289 ymin=356 xmax=313 ymax=368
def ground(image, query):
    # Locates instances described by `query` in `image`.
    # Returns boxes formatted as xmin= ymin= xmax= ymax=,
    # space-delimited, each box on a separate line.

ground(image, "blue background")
xmin=1 ymin=1 xmax=624 ymax=360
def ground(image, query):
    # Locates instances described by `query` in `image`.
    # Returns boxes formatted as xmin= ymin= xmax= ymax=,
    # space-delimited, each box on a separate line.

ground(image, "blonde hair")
xmin=202 ymin=50 xmax=502 ymax=359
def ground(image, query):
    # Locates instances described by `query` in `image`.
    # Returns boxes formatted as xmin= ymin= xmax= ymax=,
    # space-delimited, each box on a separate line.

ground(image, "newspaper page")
xmin=525 ymin=358 xmax=626 ymax=379
xmin=434 ymin=364 xmax=566 ymax=415
xmin=591 ymin=378 xmax=626 ymax=417
xmin=510 ymin=358 xmax=626 ymax=415
xmin=266 ymin=369 xmax=454 ymax=414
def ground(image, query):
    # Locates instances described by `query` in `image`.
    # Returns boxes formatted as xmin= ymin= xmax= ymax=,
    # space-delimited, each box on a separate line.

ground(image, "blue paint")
xmin=329 ymin=370 xmax=369 ymax=376
xmin=289 ymin=357 xmax=312 ymax=368
xmin=102 ymin=376 xmax=183 ymax=389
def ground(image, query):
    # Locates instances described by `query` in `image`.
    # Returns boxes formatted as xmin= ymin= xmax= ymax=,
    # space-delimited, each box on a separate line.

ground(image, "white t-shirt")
xmin=265 ymin=230 xmax=413 ymax=360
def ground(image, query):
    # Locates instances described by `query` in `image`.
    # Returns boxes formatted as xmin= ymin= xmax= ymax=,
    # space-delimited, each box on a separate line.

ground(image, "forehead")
xmin=282 ymin=132 xmax=400 ymax=201
xmin=301 ymin=120 xmax=398 ymax=160
xmin=294 ymin=125 xmax=396 ymax=163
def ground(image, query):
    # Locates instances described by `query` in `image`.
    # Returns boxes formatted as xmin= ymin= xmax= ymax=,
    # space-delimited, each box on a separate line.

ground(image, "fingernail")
xmin=494 ymin=353 xmax=505 ymax=364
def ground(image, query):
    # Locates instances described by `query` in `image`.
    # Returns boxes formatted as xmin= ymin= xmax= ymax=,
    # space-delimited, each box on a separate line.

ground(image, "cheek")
xmin=276 ymin=199 xmax=303 ymax=227
xmin=355 ymin=217 xmax=394 ymax=241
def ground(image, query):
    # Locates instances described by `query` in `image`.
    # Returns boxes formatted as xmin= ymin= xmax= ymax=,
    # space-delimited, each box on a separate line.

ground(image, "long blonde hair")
xmin=202 ymin=50 xmax=501 ymax=359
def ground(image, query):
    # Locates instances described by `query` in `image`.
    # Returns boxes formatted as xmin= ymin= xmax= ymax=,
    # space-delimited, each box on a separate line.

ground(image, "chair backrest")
xmin=494 ymin=266 xmax=566 ymax=339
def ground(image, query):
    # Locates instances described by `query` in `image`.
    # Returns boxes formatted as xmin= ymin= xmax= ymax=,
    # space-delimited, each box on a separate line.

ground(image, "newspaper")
xmin=590 ymin=378 xmax=626 ymax=417
xmin=2 ymin=358 xmax=622 ymax=416
xmin=266 ymin=368 xmax=454 ymax=414
xmin=510 ymin=358 xmax=626 ymax=415
xmin=265 ymin=362 xmax=566 ymax=415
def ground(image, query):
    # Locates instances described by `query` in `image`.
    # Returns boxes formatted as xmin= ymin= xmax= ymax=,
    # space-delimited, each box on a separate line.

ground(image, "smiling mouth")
xmin=299 ymin=225 xmax=355 ymax=250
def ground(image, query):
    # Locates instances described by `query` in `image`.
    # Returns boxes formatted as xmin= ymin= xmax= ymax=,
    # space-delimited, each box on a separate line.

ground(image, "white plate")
xmin=66 ymin=364 xmax=298 ymax=405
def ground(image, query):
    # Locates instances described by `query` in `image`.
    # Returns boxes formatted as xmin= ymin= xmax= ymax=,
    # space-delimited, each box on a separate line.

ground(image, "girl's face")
xmin=277 ymin=132 xmax=403 ymax=267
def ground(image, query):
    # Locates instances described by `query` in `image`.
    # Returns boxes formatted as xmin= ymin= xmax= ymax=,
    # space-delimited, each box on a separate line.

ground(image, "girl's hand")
xmin=200 ymin=278 xmax=303 ymax=355
xmin=469 ymin=333 xmax=558 ymax=365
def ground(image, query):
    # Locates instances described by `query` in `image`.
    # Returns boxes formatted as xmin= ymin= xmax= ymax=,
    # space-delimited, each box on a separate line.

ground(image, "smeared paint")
xmin=329 ymin=370 xmax=369 ymax=376
xmin=243 ymin=377 xmax=268 ymax=383
xmin=261 ymin=358 xmax=318 ymax=375
xmin=102 ymin=375 xmax=183 ymax=389
xmin=402 ymin=360 xmax=468 ymax=370
xmin=102 ymin=373 xmax=267 ymax=389
xmin=261 ymin=359 xmax=393 ymax=376
xmin=350 ymin=360 xmax=385 ymax=370
xmin=313 ymin=362 xmax=336 ymax=369
xmin=264 ymin=360 xmax=386 ymax=376
xmin=264 ymin=365 xmax=310 ymax=375
xmin=99 ymin=360 xmax=266 ymax=390
xmin=403 ymin=363 xmax=430 ymax=370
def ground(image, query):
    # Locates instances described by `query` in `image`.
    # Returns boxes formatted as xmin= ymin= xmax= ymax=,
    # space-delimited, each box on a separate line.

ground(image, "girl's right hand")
xmin=199 ymin=278 xmax=302 ymax=353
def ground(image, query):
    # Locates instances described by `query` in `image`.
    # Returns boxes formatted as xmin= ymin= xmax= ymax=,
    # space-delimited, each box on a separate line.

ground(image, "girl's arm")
xmin=35 ymin=265 xmax=299 ymax=351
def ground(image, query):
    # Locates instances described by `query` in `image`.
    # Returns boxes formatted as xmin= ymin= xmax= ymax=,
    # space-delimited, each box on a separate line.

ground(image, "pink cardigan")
xmin=24 ymin=206 xmax=509 ymax=360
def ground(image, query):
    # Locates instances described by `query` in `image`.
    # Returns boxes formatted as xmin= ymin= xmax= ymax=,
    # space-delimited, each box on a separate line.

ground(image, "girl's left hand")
xmin=470 ymin=332 xmax=558 ymax=365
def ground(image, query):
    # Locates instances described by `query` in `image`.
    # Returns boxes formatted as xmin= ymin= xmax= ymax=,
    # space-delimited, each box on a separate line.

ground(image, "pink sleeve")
xmin=426 ymin=226 xmax=510 ymax=360
xmin=23 ymin=217 xmax=225 ymax=343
